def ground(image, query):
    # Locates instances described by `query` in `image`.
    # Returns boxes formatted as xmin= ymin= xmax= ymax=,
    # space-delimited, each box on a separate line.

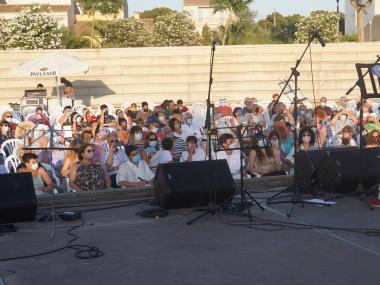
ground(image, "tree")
xmin=102 ymin=19 xmax=152 ymax=47
xmin=0 ymin=6 xmax=62 ymax=50
xmin=61 ymin=27 xmax=91 ymax=49
xmin=295 ymin=11 xmax=341 ymax=44
xmin=200 ymin=24 xmax=213 ymax=45
xmin=76 ymin=0 xmax=124 ymax=48
xmin=209 ymin=0 xmax=253 ymax=45
xmin=139 ymin=7 xmax=174 ymax=20
xmin=152 ymin=12 xmax=199 ymax=46
xmin=258 ymin=13 xmax=304 ymax=43
xmin=350 ymin=0 xmax=372 ymax=42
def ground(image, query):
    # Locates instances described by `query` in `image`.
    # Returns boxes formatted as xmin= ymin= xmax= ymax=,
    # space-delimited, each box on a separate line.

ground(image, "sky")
xmin=128 ymin=0 xmax=345 ymax=19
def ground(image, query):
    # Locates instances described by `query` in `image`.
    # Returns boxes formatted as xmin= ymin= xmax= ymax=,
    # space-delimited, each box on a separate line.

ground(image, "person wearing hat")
xmin=116 ymin=144 xmax=154 ymax=188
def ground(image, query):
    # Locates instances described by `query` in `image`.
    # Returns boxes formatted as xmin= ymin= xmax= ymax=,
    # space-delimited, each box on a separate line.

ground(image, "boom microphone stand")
xmin=266 ymin=31 xmax=327 ymax=217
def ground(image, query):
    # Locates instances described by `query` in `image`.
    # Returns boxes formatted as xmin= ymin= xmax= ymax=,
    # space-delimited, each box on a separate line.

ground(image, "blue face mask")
xmin=187 ymin=118 xmax=193 ymax=125
xmin=131 ymin=154 xmax=141 ymax=164
xmin=146 ymin=146 xmax=156 ymax=153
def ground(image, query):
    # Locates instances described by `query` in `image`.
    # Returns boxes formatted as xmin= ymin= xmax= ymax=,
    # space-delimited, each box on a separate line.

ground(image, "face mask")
xmin=339 ymin=115 xmax=348 ymax=121
xmin=5 ymin=117 xmax=11 ymax=123
xmin=158 ymin=116 xmax=165 ymax=122
xmin=146 ymin=146 xmax=156 ymax=153
xmin=86 ymin=152 xmax=94 ymax=160
xmin=135 ymin=133 xmax=143 ymax=141
xmin=363 ymin=112 xmax=369 ymax=118
xmin=2 ymin=126 xmax=9 ymax=133
xmin=341 ymin=137 xmax=351 ymax=145
xmin=187 ymin=119 xmax=193 ymax=125
xmin=131 ymin=154 xmax=141 ymax=164
xmin=151 ymin=127 xmax=158 ymax=133
xmin=76 ymin=117 xmax=82 ymax=123
xmin=88 ymin=138 xmax=94 ymax=144
xmin=228 ymin=143 xmax=235 ymax=149
xmin=149 ymin=140 xmax=158 ymax=147
xmin=305 ymin=113 xmax=312 ymax=119
xmin=271 ymin=140 xmax=279 ymax=147
xmin=320 ymin=102 xmax=326 ymax=107
xmin=220 ymin=101 xmax=226 ymax=107
xmin=30 ymin=162 xmax=38 ymax=171
xmin=258 ymin=140 xmax=266 ymax=148
xmin=311 ymin=127 xmax=317 ymax=133
xmin=302 ymin=135 xmax=311 ymax=143
xmin=299 ymin=110 xmax=305 ymax=116
xmin=142 ymin=127 xmax=148 ymax=132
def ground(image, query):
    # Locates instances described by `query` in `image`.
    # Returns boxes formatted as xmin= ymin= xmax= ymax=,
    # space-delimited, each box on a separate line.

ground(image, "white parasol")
xmin=11 ymin=53 xmax=89 ymax=105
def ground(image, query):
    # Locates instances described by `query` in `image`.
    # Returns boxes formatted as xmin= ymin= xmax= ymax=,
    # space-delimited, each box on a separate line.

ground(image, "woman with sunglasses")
xmin=285 ymin=126 xmax=317 ymax=167
xmin=69 ymin=143 xmax=110 ymax=192
xmin=1 ymin=111 xmax=16 ymax=134
xmin=144 ymin=132 xmax=160 ymax=170
xmin=0 ymin=120 xmax=11 ymax=149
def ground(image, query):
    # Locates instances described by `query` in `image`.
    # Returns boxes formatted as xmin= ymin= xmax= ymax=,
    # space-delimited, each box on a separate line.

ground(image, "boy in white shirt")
xmin=157 ymin=137 xmax=174 ymax=164
xmin=117 ymin=145 xmax=154 ymax=188
xmin=180 ymin=136 xmax=206 ymax=162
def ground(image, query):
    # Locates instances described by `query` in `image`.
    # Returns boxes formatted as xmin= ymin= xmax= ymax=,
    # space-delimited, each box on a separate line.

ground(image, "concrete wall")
xmin=0 ymin=43 xmax=379 ymax=108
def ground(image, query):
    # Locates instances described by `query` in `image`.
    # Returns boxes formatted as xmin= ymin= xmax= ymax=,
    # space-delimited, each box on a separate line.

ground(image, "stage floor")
xmin=1 ymin=188 xmax=380 ymax=285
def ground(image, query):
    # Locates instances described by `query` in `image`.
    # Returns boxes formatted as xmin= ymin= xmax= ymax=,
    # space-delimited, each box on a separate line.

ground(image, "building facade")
xmin=183 ymin=0 xmax=230 ymax=32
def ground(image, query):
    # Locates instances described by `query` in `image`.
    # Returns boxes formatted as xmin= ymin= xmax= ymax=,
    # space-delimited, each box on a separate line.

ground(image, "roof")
xmin=0 ymin=4 xmax=71 ymax=13
xmin=183 ymin=0 xmax=210 ymax=7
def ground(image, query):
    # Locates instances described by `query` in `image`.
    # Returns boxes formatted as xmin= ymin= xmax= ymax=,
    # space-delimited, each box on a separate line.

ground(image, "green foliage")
xmin=152 ymin=12 xmax=199 ymax=46
xmin=102 ymin=19 xmax=152 ymax=47
xmin=225 ymin=10 xmax=272 ymax=44
xmin=340 ymin=33 xmax=358 ymax=42
xmin=61 ymin=27 xmax=90 ymax=49
xmin=200 ymin=24 xmax=213 ymax=45
xmin=295 ymin=10 xmax=341 ymax=43
xmin=76 ymin=0 xmax=123 ymax=16
xmin=258 ymin=13 xmax=304 ymax=43
xmin=139 ymin=7 xmax=174 ymax=20
xmin=209 ymin=0 xmax=253 ymax=14
xmin=0 ymin=6 xmax=62 ymax=50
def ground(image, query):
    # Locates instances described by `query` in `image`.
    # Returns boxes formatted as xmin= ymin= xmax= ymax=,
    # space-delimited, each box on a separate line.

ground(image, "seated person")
xmin=28 ymin=106 xmax=50 ymax=126
xmin=18 ymin=153 xmax=53 ymax=195
xmin=157 ymin=137 xmax=174 ymax=164
xmin=116 ymin=145 xmax=154 ymax=188
xmin=69 ymin=143 xmax=110 ymax=191
xmin=1 ymin=111 xmax=17 ymax=134
xmin=365 ymin=130 xmax=380 ymax=148
xmin=216 ymin=133 xmax=241 ymax=179
xmin=117 ymin=118 xmax=130 ymax=144
xmin=331 ymin=109 xmax=357 ymax=135
xmin=180 ymin=136 xmax=206 ymax=162
xmin=136 ymin=101 xmax=153 ymax=124
xmin=328 ymin=125 xmax=358 ymax=147
xmin=0 ymin=120 xmax=12 ymax=149
xmin=215 ymin=98 xmax=233 ymax=117
xmin=285 ymin=126 xmax=317 ymax=166
xmin=177 ymin=99 xmax=189 ymax=113
xmin=126 ymin=103 xmax=138 ymax=123
xmin=248 ymin=133 xmax=284 ymax=176
xmin=97 ymin=104 xmax=116 ymax=128
xmin=314 ymin=96 xmax=333 ymax=117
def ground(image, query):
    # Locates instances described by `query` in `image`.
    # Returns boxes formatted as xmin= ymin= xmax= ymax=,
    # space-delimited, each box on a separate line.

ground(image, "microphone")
xmin=212 ymin=37 xmax=221 ymax=46
xmin=313 ymin=30 xmax=326 ymax=47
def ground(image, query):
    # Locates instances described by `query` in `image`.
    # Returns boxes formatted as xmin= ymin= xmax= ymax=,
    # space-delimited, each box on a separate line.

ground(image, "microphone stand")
xmin=266 ymin=33 xmax=327 ymax=217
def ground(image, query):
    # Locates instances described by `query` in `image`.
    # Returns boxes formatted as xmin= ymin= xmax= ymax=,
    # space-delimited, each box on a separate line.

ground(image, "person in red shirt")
xmin=177 ymin=99 xmax=189 ymax=113
xmin=215 ymin=98 xmax=233 ymax=117
xmin=27 ymin=106 xmax=50 ymax=126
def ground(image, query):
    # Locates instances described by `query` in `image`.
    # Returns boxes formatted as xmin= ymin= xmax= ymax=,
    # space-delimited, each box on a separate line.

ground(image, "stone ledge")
xmin=37 ymin=175 xmax=293 ymax=207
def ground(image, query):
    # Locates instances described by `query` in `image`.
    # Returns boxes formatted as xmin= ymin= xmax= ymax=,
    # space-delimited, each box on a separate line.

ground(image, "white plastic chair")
xmin=190 ymin=102 xmax=207 ymax=114
xmin=326 ymin=101 xmax=338 ymax=111
xmin=1 ymin=139 xmax=22 ymax=161
xmin=96 ymin=103 xmax=116 ymax=115
xmin=12 ymin=111 xmax=24 ymax=121
xmin=4 ymin=154 xmax=21 ymax=173
xmin=73 ymin=104 xmax=87 ymax=113
xmin=48 ymin=105 xmax=63 ymax=115
xmin=22 ymin=106 xmax=37 ymax=117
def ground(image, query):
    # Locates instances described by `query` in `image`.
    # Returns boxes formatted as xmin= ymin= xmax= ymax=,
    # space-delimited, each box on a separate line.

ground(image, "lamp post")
xmin=336 ymin=0 xmax=340 ymax=41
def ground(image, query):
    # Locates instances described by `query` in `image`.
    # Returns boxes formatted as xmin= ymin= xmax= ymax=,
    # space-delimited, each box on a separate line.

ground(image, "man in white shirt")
xmin=117 ymin=145 xmax=154 ymax=188
xmin=180 ymin=136 xmax=206 ymax=162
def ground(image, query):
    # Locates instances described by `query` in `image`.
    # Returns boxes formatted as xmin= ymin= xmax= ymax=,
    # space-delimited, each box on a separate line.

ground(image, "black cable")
xmin=0 ymin=217 xmax=103 ymax=262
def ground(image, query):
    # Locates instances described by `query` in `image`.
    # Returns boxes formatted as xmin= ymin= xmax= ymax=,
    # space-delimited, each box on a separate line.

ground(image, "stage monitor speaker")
xmin=154 ymin=160 xmax=236 ymax=209
xmin=316 ymin=147 xmax=380 ymax=194
xmin=295 ymin=149 xmax=326 ymax=183
xmin=0 ymin=172 xmax=37 ymax=223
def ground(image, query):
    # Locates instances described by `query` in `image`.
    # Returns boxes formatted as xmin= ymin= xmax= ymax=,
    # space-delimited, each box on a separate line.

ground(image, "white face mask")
xmin=320 ymin=102 xmax=326 ymax=107
xmin=258 ymin=140 xmax=266 ymax=148
xmin=2 ymin=126 xmax=9 ymax=133
xmin=149 ymin=140 xmax=158 ymax=147
xmin=135 ymin=133 xmax=143 ymax=141
xmin=228 ymin=143 xmax=235 ymax=149
xmin=158 ymin=116 xmax=165 ymax=122
xmin=151 ymin=127 xmax=158 ymax=133
xmin=88 ymin=138 xmax=94 ymax=144
xmin=86 ymin=152 xmax=94 ymax=160
xmin=30 ymin=162 xmax=38 ymax=171
xmin=5 ymin=117 xmax=11 ymax=123
xmin=142 ymin=127 xmax=148 ymax=132
xmin=271 ymin=139 xmax=279 ymax=147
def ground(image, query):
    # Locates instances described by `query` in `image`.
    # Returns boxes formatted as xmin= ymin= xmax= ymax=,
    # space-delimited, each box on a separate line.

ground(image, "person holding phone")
xmin=180 ymin=136 xmax=206 ymax=162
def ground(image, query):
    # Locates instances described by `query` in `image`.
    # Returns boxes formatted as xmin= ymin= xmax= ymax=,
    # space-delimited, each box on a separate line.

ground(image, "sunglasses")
xmin=302 ymin=134 xmax=311 ymax=137
xmin=86 ymin=149 xmax=95 ymax=153
xmin=6 ymin=116 xmax=12 ymax=118
xmin=149 ymin=138 xmax=157 ymax=141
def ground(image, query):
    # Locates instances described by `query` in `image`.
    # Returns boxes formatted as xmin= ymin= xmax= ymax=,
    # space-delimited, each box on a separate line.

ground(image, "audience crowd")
xmin=1 ymin=95 xmax=380 ymax=195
